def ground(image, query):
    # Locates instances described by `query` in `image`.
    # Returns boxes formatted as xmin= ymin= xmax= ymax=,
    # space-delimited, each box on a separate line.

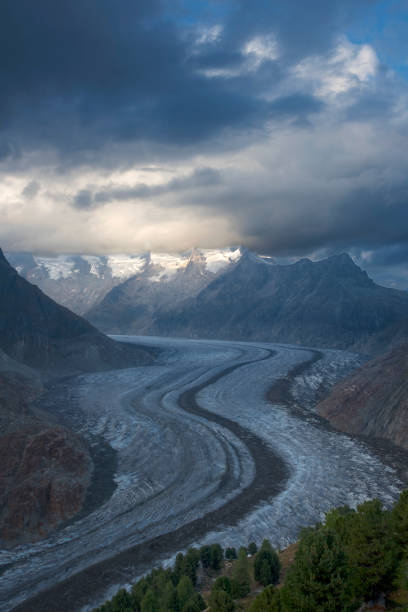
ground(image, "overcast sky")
xmin=1 ymin=0 xmax=408 ymax=287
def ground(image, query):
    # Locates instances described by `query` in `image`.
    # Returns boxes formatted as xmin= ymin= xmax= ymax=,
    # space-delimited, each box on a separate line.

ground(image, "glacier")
xmin=1 ymin=337 xmax=403 ymax=612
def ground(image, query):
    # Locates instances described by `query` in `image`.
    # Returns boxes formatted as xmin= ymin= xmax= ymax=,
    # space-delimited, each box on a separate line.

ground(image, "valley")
xmin=2 ymin=337 xmax=404 ymax=612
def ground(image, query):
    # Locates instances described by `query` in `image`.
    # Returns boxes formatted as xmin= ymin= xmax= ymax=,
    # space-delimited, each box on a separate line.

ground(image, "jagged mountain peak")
xmin=321 ymin=252 xmax=359 ymax=267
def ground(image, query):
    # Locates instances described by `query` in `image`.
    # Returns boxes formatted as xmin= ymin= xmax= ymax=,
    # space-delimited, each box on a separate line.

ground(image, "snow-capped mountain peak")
xmin=6 ymin=247 xmax=244 ymax=315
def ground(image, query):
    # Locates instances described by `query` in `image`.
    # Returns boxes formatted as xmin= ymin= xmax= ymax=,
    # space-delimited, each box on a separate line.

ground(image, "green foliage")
xmin=345 ymin=499 xmax=399 ymax=601
xmin=131 ymin=576 xmax=149 ymax=607
xmin=249 ymin=585 xmax=281 ymax=612
xmin=225 ymin=547 xmax=237 ymax=561
xmin=190 ymin=592 xmax=206 ymax=610
xmin=200 ymin=545 xmax=212 ymax=569
xmin=208 ymin=589 xmax=235 ymax=612
xmin=393 ymin=490 xmax=408 ymax=551
xmin=96 ymin=490 xmax=408 ymax=612
xmin=177 ymin=576 xmax=194 ymax=609
xmin=248 ymin=542 xmax=258 ymax=555
xmin=254 ymin=539 xmax=280 ymax=586
xmin=231 ymin=547 xmax=250 ymax=598
xmin=280 ymin=527 xmax=355 ymax=611
xmin=394 ymin=558 xmax=408 ymax=594
xmin=260 ymin=559 xmax=274 ymax=586
xmin=324 ymin=506 xmax=355 ymax=540
xmin=141 ymin=589 xmax=159 ymax=612
xmin=183 ymin=548 xmax=200 ymax=585
xmin=182 ymin=592 xmax=206 ymax=611
xmin=173 ymin=553 xmax=185 ymax=585
xmin=162 ymin=580 xmax=179 ymax=611
xmin=200 ymin=544 xmax=223 ymax=570
xmin=212 ymin=576 xmax=232 ymax=595
xmin=210 ymin=544 xmax=224 ymax=570
xmin=111 ymin=588 xmax=133 ymax=611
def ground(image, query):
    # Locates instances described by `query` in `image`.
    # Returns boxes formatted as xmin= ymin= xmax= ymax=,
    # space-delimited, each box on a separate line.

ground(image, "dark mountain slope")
xmin=0 ymin=251 xmax=152 ymax=545
xmin=317 ymin=342 xmax=408 ymax=450
xmin=151 ymin=252 xmax=408 ymax=352
xmin=0 ymin=249 xmax=150 ymax=372
xmin=0 ymin=366 xmax=93 ymax=545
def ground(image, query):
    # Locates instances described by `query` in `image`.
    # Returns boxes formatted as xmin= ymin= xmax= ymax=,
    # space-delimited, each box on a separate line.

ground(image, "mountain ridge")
xmin=147 ymin=250 xmax=408 ymax=353
xmin=7 ymin=247 xmax=408 ymax=354
xmin=0 ymin=248 xmax=151 ymax=373
xmin=6 ymin=247 xmax=242 ymax=315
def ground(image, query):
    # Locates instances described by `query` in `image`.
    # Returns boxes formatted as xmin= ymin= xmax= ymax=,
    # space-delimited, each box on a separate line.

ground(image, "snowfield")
xmin=1 ymin=337 xmax=403 ymax=612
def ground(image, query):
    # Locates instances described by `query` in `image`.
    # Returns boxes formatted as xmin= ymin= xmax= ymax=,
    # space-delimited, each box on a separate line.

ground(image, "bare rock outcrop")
xmin=317 ymin=343 xmax=408 ymax=450
xmin=0 ymin=370 xmax=92 ymax=545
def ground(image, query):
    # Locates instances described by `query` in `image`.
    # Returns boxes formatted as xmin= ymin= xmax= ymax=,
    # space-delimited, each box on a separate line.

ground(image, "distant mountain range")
xmin=8 ymin=247 xmax=408 ymax=354
xmin=6 ymin=247 xmax=241 ymax=316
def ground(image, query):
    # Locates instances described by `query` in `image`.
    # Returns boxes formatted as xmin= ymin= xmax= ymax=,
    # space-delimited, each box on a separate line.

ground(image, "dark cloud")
xmin=1 ymin=0 xmax=408 ymax=289
xmin=0 ymin=0 xmax=376 ymax=161
xmin=73 ymin=189 xmax=93 ymax=210
xmin=358 ymin=243 xmax=408 ymax=267
xmin=22 ymin=180 xmax=41 ymax=198
xmin=0 ymin=142 xmax=20 ymax=161
xmin=77 ymin=167 xmax=222 ymax=208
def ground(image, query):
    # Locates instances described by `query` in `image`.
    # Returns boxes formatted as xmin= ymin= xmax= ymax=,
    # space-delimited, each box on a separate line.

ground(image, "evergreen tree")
xmin=210 ymin=544 xmax=224 ymax=570
xmin=177 ymin=576 xmax=194 ymax=609
xmin=173 ymin=553 xmax=185 ymax=585
xmin=248 ymin=542 xmax=258 ymax=555
xmin=232 ymin=547 xmax=250 ymax=598
xmin=141 ymin=589 xmax=159 ymax=612
xmin=94 ymin=603 xmax=113 ymax=612
xmin=280 ymin=527 xmax=355 ymax=611
xmin=200 ymin=545 xmax=212 ymax=569
xmin=131 ymin=577 xmax=150 ymax=610
xmin=225 ymin=547 xmax=237 ymax=561
xmin=182 ymin=601 xmax=200 ymax=612
xmin=260 ymin=559 xmax=273 ymax=586
xmin=111 ymin=588 xmax=133 ymax=611
xmin=183 ymin=548 xmax=200 ymax=585
xmin=212 ymin=576 xmax=232 ymax=595
xmin=162 ymin=580 xmax=179 ymax=612
xmin=189 ymin=592 xmax=206 ymax=611
xmin=346 ymin=499 xmax=399 ymax=601
xmin=182 ymin=592 xmax=206 ymax=612
xmin=208 ymin=589 xmax=235 ymax=612
xmin=325 ymin=506 xmax=355 ymax=541
xmin=249 ymin=585 xmax=281 ymax=612
xmin=254 ymin=539 xmax=280 ymax=586
xmin=392 ymin=490 xmax=408 ymax=552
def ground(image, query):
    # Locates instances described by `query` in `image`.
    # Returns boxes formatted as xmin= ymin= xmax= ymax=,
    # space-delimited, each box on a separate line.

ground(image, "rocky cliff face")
xmin=0 ymin=249 xmax=150 ymax=373
xmin=0 ymin=370 xmax=92 ymax=545
xmin=317 ymin=343 xmax=408 ymax=450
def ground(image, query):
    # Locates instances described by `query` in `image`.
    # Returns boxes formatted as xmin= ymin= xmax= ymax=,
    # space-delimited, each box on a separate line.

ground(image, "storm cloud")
xmin=0 ymin=0 xmax=408 ymax=286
